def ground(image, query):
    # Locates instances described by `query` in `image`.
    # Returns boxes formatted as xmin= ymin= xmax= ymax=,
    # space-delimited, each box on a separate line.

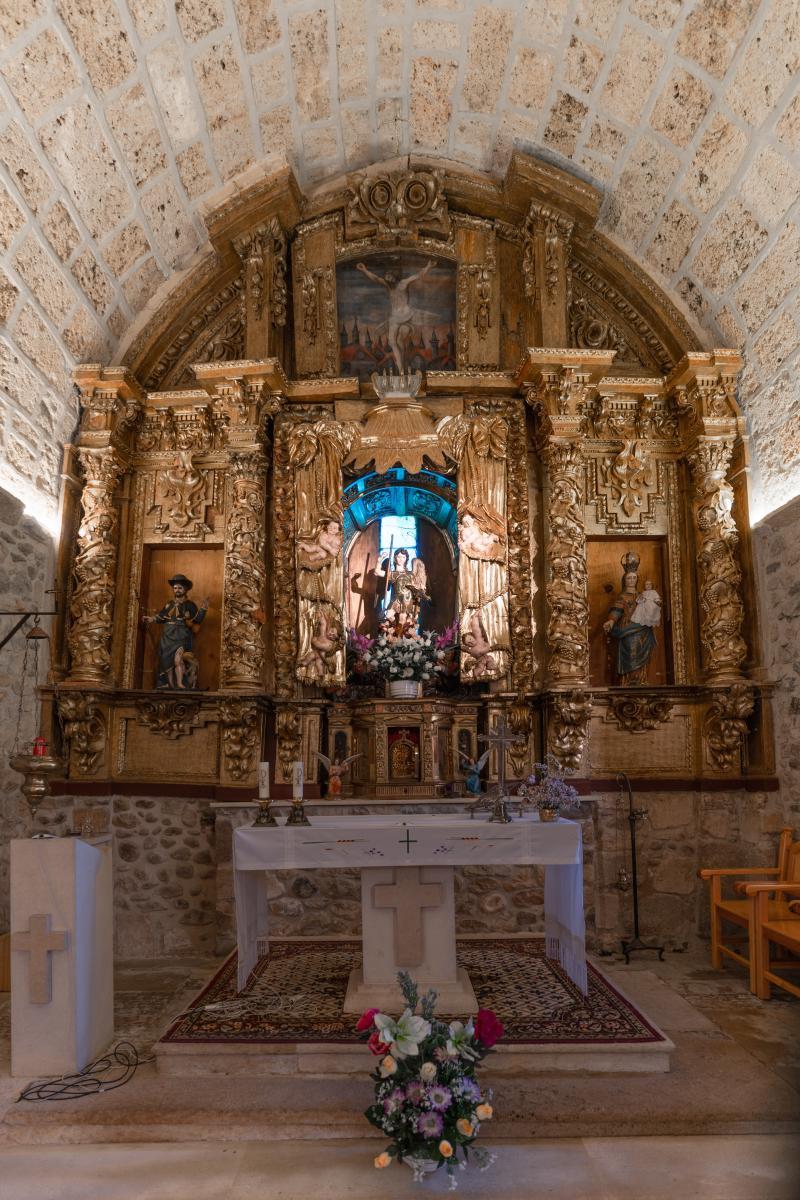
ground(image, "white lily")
xmin=374 ymin=1008 xmax=431 ymax=1058
xmin=446 ymin=1018 xmax=479 ymax=1060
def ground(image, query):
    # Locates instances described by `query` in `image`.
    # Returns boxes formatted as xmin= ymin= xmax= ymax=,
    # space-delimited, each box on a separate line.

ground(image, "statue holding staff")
xmin=143 ymin=574 xmax=209 ymax=690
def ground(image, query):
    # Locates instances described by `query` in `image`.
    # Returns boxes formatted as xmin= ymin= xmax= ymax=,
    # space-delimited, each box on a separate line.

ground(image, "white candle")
xmin=292 ymin=761 xmax=304 ymax=799
xmin=258 ymin=762 xmax=270 ymax=799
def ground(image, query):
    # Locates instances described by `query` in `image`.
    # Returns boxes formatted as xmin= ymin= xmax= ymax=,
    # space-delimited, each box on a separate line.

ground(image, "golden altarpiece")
xmin=43 ymin=154 xmax=774 ymax=801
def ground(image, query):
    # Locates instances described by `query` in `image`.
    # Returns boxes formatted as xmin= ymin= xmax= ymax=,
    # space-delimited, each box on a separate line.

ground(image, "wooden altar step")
xmin=152 ymin=937 xmax=675 ymax=1077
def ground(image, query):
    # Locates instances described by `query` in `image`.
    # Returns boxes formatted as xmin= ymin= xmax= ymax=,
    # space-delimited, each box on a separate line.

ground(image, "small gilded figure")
xmin=143 ymin=574 xmax=209 ymax=689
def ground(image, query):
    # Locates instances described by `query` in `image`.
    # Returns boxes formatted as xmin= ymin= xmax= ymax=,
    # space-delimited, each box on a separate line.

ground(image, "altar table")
xmin=233 ymin=812 xmax=587 ymax=997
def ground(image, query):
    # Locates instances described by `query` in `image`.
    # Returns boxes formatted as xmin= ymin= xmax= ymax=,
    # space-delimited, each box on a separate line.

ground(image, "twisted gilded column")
xmin=67 ymin=448 xmax=125 ymax=684
xmin=543 ymin=439 xmax=589 ymax=686
xmin=221 ymin=450 xmax=267 ymax=689
xmin=688 ymin=437 xmax=747 ymax=682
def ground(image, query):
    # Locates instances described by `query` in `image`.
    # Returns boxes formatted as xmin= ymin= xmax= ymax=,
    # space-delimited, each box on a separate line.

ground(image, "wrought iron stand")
xmin=618 ymin=772 xmax=664 ymax=964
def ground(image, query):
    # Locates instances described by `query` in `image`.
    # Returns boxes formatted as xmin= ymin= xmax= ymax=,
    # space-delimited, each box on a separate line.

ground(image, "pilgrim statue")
xmin=143 ymin=574 xmax=209 ymax=689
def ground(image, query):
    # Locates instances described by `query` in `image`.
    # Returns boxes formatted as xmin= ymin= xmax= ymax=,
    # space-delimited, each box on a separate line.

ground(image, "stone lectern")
xmin=10 ymin=837 xmax=113 ymax=1078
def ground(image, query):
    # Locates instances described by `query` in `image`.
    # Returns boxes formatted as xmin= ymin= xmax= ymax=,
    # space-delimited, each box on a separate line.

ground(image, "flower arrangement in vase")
xmin=518 ymin=752 xmax=580 ymax=822
xmin=348 ymin=620 xmax=457 ymax=688
xmin=358 ymin=971 xmax=502 ymax=1187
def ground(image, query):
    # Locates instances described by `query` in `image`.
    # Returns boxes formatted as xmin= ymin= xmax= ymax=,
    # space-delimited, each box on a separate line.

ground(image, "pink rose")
xmin=474 ymin=1008 xmax=504 ymax=1048
xmin=368 ymin=1030 xmax=390 ymax=1056
xmin=356 ymin=1007 xmax=380 ymax=1032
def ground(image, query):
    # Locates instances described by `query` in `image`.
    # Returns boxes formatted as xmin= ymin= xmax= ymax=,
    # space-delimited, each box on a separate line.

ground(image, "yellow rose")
xmin=476 ymin=1103 xmax=493 ymax=1121
xmin=379 ymin=1055 xmax=397 ymax=1077
xmin=439 ymin=1140 xmax=454 ymax=1159
xmin=456 ymin=1118 xmax=474 ymax=1137
xmin=374 ymin=1152 xmax=392 ymax=1169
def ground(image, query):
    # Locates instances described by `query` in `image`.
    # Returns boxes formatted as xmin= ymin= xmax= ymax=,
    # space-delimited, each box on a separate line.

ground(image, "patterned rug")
xmin=159 ymin=939 xmax=666 ymax=1047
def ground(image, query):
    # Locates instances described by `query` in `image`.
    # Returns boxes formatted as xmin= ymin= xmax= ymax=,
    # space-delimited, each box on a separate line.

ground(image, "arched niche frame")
xmin=343 ymin=468 xmax=457 ymax=636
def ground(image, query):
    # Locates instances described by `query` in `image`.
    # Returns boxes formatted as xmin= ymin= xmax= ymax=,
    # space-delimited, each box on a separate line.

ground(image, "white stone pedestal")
xmin=10 ymin=837 xmax=113 ymax=1078
xmin=343 ymin=865 xmax=477 ymax=1014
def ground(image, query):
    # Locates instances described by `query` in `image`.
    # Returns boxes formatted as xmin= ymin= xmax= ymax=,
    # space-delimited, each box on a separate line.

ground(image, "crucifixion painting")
xmin=336 ymin=252 xmax=457 ymax=379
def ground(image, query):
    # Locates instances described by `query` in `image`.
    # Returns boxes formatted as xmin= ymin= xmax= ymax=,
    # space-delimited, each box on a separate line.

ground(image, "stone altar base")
xmin=343 ymin=864 xmax=478 ymax=1014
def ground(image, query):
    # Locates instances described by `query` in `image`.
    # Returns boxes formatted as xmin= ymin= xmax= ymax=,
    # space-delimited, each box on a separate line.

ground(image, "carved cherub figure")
xmin=462 ymin=612 xmax=497 ymax=679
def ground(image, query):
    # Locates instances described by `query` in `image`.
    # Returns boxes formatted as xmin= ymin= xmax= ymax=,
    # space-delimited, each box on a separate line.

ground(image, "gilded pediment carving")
xmin=345 ymin=168 xmax=450 ymax=243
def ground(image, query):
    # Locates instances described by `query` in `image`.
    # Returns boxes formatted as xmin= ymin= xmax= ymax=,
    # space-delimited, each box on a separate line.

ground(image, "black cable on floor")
xmin=16 ymin=1041 xmax=153 ymax=1102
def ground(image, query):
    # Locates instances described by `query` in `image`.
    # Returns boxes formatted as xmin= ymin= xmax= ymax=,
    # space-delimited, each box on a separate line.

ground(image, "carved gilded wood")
xmin=49 ymin=161 xmax=773 ymax=793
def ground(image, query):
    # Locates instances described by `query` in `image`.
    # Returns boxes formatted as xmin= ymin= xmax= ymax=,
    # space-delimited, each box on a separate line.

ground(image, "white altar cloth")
xmin=233 ymin=812 xmax=587 ymax=994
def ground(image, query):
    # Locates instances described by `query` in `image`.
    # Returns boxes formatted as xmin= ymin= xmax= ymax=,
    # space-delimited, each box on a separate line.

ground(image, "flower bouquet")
xmin=358 ymin=971 xmax=502 ymax=1188
xmin=518 ymin=752 xmax=579 ymax=821
xmin=348 ymin=621 xmax=457 ymax=684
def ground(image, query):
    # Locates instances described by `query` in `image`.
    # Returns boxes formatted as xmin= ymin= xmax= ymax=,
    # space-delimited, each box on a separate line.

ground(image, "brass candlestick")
xmin=285 ymin=795 xmax=311 ymax=826
xmin=252 ymin=795 xmax=277 ymax=826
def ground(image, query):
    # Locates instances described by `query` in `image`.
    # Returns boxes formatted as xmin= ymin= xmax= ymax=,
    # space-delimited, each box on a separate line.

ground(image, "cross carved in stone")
xmin=372 ymin=867 xmax=443 ymax=967
xmin=10 ymin=913 xmax=69 ymax=1004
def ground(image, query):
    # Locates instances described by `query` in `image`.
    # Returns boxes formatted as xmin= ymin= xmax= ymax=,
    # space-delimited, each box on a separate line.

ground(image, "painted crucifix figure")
xmin=355 ymin=259 xmax=433 ymax=373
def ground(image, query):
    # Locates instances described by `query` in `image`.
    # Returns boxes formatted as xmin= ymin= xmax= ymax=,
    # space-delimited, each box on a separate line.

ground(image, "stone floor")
xmin=0 ymin=942 xmax=798 ymax=1196
xmin=1 ymin=1135 xmax=799 ymax=1199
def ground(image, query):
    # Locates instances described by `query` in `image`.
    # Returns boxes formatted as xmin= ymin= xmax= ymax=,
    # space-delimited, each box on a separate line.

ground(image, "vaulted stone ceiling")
xmin=0 ymin=0 xmax=798 ymax=528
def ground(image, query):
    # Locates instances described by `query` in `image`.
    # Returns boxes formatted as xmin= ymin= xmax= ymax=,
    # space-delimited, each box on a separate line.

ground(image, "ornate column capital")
xmin=73 ymin=365 xmax=144 ymax=456
xmin=666 ymin=352 xmax=744 ymax=445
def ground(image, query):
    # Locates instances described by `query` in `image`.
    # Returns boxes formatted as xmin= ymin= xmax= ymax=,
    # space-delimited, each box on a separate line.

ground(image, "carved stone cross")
xmin=11 ymin=913 xmax=69 ymax=1004
xmin=372 ymin=867 xmax=443 ymax=967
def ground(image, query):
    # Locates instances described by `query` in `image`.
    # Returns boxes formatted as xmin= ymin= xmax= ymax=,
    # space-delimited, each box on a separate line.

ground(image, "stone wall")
xmin=753 ymin=495 xmax=800 ymax=825
xmin=0 ymin=485 xmax=54 ymax=933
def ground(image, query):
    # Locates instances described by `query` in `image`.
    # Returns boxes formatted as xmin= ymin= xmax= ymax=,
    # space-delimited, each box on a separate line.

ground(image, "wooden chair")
xmin=745 ymin=881 xmax=800 ymax=1000
xmin=698 ymin=828 xmax=798 ymax=991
